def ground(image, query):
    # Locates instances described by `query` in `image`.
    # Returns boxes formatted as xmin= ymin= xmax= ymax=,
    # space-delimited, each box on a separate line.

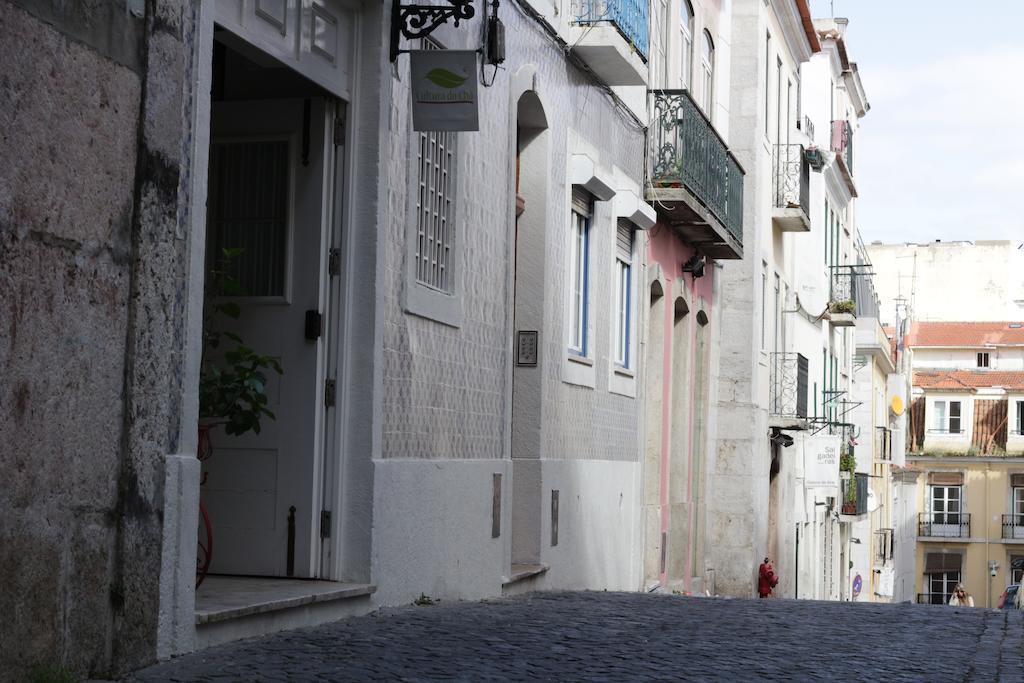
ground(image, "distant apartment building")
xmin=905 ymin=322 xmax=1024 ymax=607
xmin=867 ymin=240 xmax=1024 ymax=326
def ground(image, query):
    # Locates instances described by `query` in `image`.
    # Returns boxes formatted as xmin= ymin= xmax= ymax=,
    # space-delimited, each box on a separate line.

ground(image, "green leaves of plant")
xmin=425 ymin=68 xmax=467 ymax=89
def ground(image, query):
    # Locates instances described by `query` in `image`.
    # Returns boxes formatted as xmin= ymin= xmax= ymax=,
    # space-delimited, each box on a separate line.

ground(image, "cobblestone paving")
xmin=130 ymin=592 xmax=1024 ymax=682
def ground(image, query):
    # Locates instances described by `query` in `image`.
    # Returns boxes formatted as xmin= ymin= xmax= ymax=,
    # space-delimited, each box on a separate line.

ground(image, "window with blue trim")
xmin=614 ymin=220 xmax=634 ymax=368
xmin=569 ymin=188 xmax=592 ymax=356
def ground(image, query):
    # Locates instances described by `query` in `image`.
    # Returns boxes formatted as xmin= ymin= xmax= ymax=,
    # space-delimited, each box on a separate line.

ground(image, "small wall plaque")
xmin=516 ymin=330 xmax=538 ymax=366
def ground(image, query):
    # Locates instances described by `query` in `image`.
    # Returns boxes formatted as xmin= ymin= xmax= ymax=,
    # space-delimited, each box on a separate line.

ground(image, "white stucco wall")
xmin=866 ymin=241 xmax=1024 ymax=326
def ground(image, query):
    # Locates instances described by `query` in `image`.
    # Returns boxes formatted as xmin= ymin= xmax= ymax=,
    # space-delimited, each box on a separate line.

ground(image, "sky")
xmin=808 ymin=0 xmax=1024 ymax=244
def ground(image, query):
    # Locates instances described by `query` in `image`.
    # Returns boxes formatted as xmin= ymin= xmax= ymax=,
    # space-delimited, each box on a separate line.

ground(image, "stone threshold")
xmin=502 ymin=563 xmax=549 ymax=587
xmin=196 ymin=575 xmax=376 ymax=625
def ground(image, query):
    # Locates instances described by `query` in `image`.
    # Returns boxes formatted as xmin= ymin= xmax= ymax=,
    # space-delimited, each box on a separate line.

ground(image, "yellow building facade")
xmin=908 ymin=455 xmax=1024 ymax=607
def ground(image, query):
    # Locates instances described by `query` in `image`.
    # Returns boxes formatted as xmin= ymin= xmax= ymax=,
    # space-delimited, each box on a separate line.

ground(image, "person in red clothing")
xmin=758 ymin=557 xmax=779 ymax=598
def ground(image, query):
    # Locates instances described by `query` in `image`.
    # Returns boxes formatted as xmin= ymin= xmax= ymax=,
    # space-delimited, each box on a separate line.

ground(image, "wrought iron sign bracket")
xmin=391 ymin=0 xmax=476 ymax=61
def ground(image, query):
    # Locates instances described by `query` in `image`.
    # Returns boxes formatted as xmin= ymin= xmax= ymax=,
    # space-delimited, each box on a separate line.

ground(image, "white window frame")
xmin=930 ymin=484 xmax=963 ymax=525
xmin=613 ymin=226 xmax=633 ymax=368
xmin=978 ymin=351 xmax=990 ymax=368
xmin=568 ymin=200 xmax=590 ymax=357
xmin=932 ymin=399 xmax=963 ymax=434
xmin=928 ymin=570 xmax=961 ymax=604
xmin=1016 ymin=400 xmax=1024 ymax=435
xmin=609 ymin=220 xmax=639 ymax=398
xmin=700 ymin=30 xmax=715 ymax=117
xmin=680 ymin=0 xmax=693 ymax=90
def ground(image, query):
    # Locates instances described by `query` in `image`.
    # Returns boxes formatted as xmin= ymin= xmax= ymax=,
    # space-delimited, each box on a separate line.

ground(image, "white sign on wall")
xmin=410 ymin=50 xmax=479 ymax=132
xmin=877 ymin=568 xmax=894 ymax=597
xmin=804 ymin=434 xmax=841 ymax=491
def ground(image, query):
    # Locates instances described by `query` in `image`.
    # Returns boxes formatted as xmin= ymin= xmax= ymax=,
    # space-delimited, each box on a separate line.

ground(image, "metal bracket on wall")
xmin=390 ymin=0 xmax=476 ymax=61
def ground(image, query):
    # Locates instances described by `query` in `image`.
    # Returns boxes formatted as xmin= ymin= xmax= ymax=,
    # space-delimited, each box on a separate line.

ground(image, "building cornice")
xmin=770 ymin=0 xmax=819 ymax=64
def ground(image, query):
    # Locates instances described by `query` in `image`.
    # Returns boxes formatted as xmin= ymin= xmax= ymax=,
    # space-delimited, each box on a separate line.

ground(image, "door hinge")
xmin=320 ymin=510 xmax=332 ymax=539
xmin=324 ymin=379 xmax=337 ymax=408
xmin=333 ymin=113 xmax=346 ymax=146
xmin=328 ymin=247 xmax=341 ymax=277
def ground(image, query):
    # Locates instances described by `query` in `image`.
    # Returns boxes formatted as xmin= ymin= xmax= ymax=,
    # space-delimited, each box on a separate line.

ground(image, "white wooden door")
xmin=203 ymin=98 xmax=331 ymax=578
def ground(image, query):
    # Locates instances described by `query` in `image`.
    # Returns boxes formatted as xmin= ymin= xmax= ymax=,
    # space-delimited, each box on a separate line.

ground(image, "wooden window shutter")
xmin=924 ymin=552 xmax=962 ymax=573
xmin=928 ymin=472 xmax=964 ymax=486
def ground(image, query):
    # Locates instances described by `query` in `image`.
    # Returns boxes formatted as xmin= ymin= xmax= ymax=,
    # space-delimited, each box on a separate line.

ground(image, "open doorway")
xmin=198 ymin=37 xmax=339 ymax=581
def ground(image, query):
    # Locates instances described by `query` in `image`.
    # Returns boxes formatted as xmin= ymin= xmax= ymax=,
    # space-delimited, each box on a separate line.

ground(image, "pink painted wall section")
xmin=645 ymin=222 xmax=717 ymax=591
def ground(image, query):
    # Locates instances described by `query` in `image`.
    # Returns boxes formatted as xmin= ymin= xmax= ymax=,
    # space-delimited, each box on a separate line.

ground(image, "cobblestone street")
xmin=129 ymin=592 xmax=1024 ymax=682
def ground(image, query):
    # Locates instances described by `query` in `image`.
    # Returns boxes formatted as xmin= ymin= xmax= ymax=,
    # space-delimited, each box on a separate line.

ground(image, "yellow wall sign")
xmin=890 ymin=394 xmax=905 ymax=416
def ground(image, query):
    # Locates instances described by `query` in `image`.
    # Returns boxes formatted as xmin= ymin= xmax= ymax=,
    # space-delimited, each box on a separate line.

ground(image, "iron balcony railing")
xmin=1002 ymin=514 xmax=1024 ymax=539
xmin=918 ymin=512 xmax=971 ymax=538
xmin=917 ymin=593 xmax=948 ymax=606
xmin=772 ymin=144 xmax=810 ymax=218
xmin=831 ymin=119 xmax=854 ymax=172
xmin=571 ymin=0 xmax=649 ymax=60
xmin=770 ymin=352 xmax=808 ymax=419
xmin=875 ymin=528 xmax=894 ymax=563
xmin=876 ymin=426 xmax=892 ymax=461
xmin=841 ymin=472 xmax=869 ymax=516
xmin=828 ymin=264 xmax=872 ymax=313
xmin=648 ymin=89 xmax=744 ymax=246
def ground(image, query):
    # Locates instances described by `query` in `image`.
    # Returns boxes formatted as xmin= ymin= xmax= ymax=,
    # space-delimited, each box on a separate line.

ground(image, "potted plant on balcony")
xmin=829 ymin=299 xmax=856 ymax=315
xmin=840 ymin=450 xmax=857 ymax=514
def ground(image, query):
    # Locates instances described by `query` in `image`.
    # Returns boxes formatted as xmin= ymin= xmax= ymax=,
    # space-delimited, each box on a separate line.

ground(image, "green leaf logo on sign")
xmin=425 ymin=68 xmax=467 ymax=89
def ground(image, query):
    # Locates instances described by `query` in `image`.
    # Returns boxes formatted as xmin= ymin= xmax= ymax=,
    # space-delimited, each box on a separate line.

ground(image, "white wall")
xmin=867 ymin=241 xmax=1024 ymax=326
xmin=912 ymin=347 xmax=1024 ymax=371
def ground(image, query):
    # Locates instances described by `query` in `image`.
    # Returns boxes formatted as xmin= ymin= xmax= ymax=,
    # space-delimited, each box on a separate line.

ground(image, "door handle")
xmin=304 ymin=310 xmax=322 ymax=340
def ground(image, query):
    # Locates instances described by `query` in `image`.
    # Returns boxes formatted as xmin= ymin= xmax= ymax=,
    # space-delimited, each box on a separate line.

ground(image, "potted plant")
xmin=196 ymin=248 xmax=282 ymax=587
xmin=829 ymin=299 xmax=856 ymax=315
xmin=199 ymin=248 xmax=283 ymax=437
xmin=840 ymin=450 xmax=857 ymax=514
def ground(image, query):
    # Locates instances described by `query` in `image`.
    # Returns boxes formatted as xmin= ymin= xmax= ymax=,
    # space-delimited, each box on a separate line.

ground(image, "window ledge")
xmin=613 ymin=366 xmax=635 ymax=378
xmin=567 ymin=353 xmax=594 ymax=367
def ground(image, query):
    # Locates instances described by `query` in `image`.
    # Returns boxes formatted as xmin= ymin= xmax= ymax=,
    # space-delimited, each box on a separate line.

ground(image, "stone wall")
xmin=0 ymin=1 xmax=201 ymax=677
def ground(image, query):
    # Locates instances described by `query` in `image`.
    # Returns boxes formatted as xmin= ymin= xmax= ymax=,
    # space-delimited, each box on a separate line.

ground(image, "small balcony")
xmin=876 ymin=426 xmax=892 ymax=461
xmin=917 ymin=593 xmax=948 ymax=606
xmin=840 ymin=472 xmax=869 ymax=518
xmin=831 ymin=119 xmax=856 ymax=193
xmin=827 ymin=265 xmax=868 ymax=327
xmin=1002 ymin=514 xmax=1024 ymax=540
xmin=569 ymin=0 xmax=649 ymax=86
xmin=918 ymin=512 xmax=971 ymax=538
xmin=647 ymin=90 xmax=744 ymax=260
xmin=769 ymin=352 xmax=808 ymax=426
xmin=772 ymin=144 xmax=810 ymax=232
xmin=875 ymin=528 xmax=894 ymax=563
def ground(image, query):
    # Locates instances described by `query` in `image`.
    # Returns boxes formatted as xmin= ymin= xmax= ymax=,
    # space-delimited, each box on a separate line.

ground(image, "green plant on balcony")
xmin=840 ymin=450 xmax=858 ymax=512
xmin=829 ymin=299 xmax=856 ymax=315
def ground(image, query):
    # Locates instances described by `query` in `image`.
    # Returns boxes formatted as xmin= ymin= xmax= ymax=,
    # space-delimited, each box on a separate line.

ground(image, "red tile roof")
xmin=914 ymin=369 xmax=1024 ymax=391
xmin=907 ymin=321 xmax=1024 ymax=347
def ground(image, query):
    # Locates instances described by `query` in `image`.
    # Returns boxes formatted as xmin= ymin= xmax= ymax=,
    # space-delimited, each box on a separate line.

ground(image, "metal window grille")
xmin=415 ymin=39 xmax=457 ymax=293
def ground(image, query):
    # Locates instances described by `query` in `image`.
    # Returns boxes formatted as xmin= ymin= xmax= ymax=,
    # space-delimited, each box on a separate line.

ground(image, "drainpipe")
xmin=795 ymin=523 xmax=800 ymax=599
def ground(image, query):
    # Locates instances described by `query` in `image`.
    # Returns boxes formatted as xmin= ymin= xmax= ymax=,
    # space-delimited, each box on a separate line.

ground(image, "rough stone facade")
xmin=0 ymin=1 xmax=201 ymax=677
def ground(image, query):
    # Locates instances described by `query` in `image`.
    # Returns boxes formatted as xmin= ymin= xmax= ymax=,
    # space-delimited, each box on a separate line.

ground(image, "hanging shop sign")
xmin=804 ymin=434 xmax=841 ymax=492
xmin=410 ymin=49 xmax=479 ymax=132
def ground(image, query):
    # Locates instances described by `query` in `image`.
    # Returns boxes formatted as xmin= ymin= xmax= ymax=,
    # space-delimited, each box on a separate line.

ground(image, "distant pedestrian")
xmin=948 ymin=584 xmax=974 ymax=607
xmin=758 ymin=557 xmax=779 ymax=598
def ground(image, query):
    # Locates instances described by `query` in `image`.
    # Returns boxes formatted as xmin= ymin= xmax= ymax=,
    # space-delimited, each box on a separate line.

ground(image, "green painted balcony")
xmin=646 ymin=90 xmax=743 ymax=260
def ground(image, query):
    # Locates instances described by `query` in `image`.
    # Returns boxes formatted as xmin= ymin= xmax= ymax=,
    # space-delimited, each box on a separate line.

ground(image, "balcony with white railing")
xmin=646 ymin=90 xmax=744 ymax=260
xmin=569 ymin=0 xmax=649 ymax=86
